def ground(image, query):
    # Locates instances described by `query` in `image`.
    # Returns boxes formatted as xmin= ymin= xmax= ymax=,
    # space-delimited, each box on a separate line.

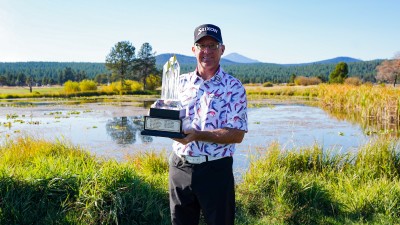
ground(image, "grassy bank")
xmin=236 ymin=139 xmax=400 ymax=224
xmin=1 ymin=137 xmax=399 ymax=224
xmin=245 ymin=84 xmax=318 ymax=99
xmin=0 ymin=137 xmax=170 ymax=225
xmin=0 ymin=86 xmax=158 ymax=99
xmin=0 ymin=86 xmax=64 ymax=95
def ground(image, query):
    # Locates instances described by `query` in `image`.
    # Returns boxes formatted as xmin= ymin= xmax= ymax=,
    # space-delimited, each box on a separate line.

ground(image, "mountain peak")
xmin=309 ymin=56 xmax=363 ymax=64
xmin=223 ymin=53 xmax=260 ymax=63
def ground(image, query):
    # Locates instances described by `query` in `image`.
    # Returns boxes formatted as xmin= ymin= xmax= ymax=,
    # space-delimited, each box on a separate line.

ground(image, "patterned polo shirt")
xmin=172 ymin=66 xmax=248 ymax=157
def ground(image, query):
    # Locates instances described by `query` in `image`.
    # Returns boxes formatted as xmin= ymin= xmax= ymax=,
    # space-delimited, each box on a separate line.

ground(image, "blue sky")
xmin=0 ymin=0 xmax=399 ymax=64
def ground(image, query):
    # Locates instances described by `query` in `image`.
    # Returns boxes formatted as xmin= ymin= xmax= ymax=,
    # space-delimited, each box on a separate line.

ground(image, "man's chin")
xmin=200 ymin=61 xmax=216 ymax=67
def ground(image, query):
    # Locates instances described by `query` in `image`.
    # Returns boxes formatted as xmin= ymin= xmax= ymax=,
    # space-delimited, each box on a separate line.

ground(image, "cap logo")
xmin=197 ymin=26 xmax=219 ymax=35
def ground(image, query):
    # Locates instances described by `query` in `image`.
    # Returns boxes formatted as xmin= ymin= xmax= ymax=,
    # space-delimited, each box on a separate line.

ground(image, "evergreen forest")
xmin=0 ymin=59 xmax=383 ymax=86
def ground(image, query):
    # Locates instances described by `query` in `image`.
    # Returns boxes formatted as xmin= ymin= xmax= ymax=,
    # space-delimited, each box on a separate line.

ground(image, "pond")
xmin=0 ymin=99 xmax=371 ymax=176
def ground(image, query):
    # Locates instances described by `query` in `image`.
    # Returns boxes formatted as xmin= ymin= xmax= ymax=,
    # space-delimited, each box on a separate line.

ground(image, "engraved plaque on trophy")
xmin=141 ymin=55 xmax=187 ymax=138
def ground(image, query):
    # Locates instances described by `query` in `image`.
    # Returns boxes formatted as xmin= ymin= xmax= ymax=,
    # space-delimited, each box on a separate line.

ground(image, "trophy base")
xmin=150 ymin=107 xmax=186 ymax=119
xmin=141 ymin=130 xmax=186 ymax=139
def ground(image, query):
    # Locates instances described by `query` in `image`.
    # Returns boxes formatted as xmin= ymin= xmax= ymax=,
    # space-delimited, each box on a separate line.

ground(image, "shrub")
xmin=294 ymin=76 xmax=322 ymax=86
xmin=118 ymin=80 xmax=132 ymax=92
xmin=344 ymin=77 xmax=362 ymax=86
xmin=64 ymin=80 xmax=80 ymax=93
xmin=100 ymin=83 xmax=117 ymax=93
xmin=79 ymin=79 xmax=97 ymax=91
xmin=146 ymin=74 xmax=161 ymax=90
xmin=100 ymin=84 xmax=112 ymax=93
xmin=262 ymin=82 xmax=273 ymax=87
xmin=101 ymin=80 xmax=146 ymax=93
xmin=126 ymin=80 xmax=143 ymax=91
xmin=101 ymin=81 xmax=127 ymax=93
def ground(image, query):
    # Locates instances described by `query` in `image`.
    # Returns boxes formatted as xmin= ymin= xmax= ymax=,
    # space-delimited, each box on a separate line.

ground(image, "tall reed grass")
xmin=1 ymin=137 xmax=399 ymax=224
xmin=246 ymin=84 xmax=400 ymax=133
xmin=317 ymin=84 xmax=400 ymax=128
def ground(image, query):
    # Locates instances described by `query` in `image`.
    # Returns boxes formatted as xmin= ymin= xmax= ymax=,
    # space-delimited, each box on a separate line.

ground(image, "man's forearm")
xmin=171 ymin=127 xmax=246 ymax=146
xmin=195 ymin=128 xmax=245 ymax=144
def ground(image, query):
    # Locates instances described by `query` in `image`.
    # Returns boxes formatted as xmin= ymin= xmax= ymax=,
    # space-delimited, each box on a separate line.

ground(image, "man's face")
xmin=192 ymin=36 xmax=225 ymax=73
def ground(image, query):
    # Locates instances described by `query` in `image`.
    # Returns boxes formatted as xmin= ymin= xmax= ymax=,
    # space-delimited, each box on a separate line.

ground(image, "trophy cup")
xmin=141 ymin=55 xmax=186 ymax=138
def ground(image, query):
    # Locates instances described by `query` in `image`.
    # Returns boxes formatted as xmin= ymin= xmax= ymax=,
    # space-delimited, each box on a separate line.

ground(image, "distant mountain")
xmin=223 ymin=53 xmax=261 ymax=63
xmin=311 ymin=56 xmax=363 ymax=64
xmin=284 ymin=57 xmax=363 ymax=66
xmin=155 ymin=53 xmax=195 ymax=65
xmin=155 ymin=53 xmax=236 ymax=66
xmin=156 ymin=54 xmax=362 ymax=67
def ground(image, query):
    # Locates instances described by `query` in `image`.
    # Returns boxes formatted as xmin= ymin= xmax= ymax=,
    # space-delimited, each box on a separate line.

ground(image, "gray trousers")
xmin=169 ymin=153 xmax=235 ymax=225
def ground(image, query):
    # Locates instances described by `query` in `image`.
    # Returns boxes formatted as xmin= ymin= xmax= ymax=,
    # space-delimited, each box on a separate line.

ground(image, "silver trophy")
xmin=141 ymin=55 xmax=186 ymax=138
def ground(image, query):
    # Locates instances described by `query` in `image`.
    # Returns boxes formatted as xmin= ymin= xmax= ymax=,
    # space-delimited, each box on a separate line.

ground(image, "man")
xmin=168 ymin=24 xmax=248 ymax=225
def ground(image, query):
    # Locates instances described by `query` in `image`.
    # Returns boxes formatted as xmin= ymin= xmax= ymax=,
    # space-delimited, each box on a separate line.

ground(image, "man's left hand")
xmin=172 ymin=128 xmax=197 ymax=145
xmin=172 ymin=128 xmax=245 ymax=145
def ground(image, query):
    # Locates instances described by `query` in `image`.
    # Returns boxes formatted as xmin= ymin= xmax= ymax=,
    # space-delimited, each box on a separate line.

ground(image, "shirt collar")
xmin=194 ymin=66 xmax=225 ymax=84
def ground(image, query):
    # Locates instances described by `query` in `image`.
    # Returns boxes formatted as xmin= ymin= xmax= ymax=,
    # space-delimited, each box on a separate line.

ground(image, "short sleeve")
xmin=226 ymin=80 xmax=248 ymax=132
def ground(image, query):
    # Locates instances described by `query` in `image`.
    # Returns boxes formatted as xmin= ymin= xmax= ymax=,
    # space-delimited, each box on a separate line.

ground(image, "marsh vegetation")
xmin=0 ymin=83 xmax=399 ymax=224
xmin=1 ymin=136 xmax=399 ymax=224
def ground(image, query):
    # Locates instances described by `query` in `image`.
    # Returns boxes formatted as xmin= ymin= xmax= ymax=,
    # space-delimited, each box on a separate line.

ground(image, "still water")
xmin=0 ymin=101 xmax=370 ymax=175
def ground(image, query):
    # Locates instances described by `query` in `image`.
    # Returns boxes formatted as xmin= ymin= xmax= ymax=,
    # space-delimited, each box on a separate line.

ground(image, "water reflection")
xmin=106 ymin=117 xmax=136 ymax=145
xmin=325 ymin=109 xmax=400 ymax=138
xmin=105 ymin=116 xmax=153 ymax=145
xmin=0 ymin=102 xmax=377 ymax=166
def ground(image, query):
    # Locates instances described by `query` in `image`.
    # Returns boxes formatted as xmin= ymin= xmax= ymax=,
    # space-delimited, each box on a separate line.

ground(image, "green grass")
xmin=0 ymin=86 xmax=159 ymax=99
xmin=0 ymin=137 xmax=399 ymax=224
xmin=0 ymin=86 xmax=64 ymax=95
xmin=236 ymin=139 xmax=400 ymax=225
xmin=0 ymin=137 xmax=170 ymax=225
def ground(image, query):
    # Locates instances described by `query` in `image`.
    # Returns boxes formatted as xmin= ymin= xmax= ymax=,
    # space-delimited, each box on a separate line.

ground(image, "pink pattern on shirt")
xmin=172 ymin=67 xmax=248 ymax=157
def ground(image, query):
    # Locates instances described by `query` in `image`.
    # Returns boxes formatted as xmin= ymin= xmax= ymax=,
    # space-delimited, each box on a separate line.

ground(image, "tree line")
xmin=219 ymin=60 xmax=383 ymax=84
xmin=0 ymin=41 xmax=160 ymax=91
xmin=0 ymin=47 xmax=395 ymax=87
xmin=0 ymin=62 xmax=108 ymax=86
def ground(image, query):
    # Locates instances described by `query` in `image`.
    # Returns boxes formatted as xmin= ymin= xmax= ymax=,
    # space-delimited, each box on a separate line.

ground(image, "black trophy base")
xmin=150 ymin=108 xmax=185 ymax=119
xmin=141 ymin=130 xmax=186 ymax=139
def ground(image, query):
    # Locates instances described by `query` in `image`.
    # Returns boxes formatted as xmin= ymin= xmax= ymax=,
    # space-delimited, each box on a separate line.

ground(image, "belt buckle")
xmin=183 ymin=155 xmax=206 ymax=164
xmin=180 ymin=155 xmax=192 ymax=164
xmin=180 ymin=155 xmax=188 ymax=163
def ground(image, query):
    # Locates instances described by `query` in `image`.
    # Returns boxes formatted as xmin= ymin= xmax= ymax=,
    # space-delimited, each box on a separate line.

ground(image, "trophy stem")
xmin=161 ymin=55 xmax=180 ymax=100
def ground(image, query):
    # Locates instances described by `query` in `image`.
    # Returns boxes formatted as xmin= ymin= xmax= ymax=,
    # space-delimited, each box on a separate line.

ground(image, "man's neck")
xmin=197 ymin=66 xmax=219 ymax=81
